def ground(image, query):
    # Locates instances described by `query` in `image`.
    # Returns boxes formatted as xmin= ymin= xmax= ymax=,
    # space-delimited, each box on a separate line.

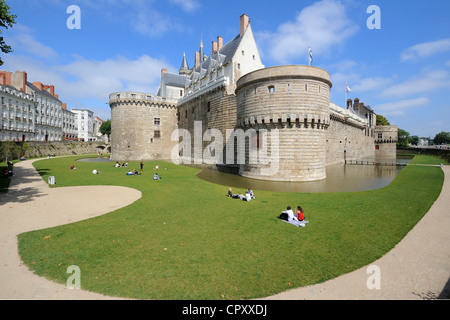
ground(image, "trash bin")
xmin=48 ymin=176 xmax=55 ymax=185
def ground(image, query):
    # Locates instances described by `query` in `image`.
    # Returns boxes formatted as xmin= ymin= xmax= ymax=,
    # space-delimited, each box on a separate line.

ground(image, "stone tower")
xmin=235 ymin=65 xmax=332 ymax=181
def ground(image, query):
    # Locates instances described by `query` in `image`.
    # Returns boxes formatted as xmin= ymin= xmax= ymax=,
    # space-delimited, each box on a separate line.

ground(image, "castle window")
xmin=305 ymin=84 xmax=308 ymax=91
xmin=268 ymin=86 xmax=275 ymax=93
xmin=180 ymin=90 xmax=183 ymax=97
xmin=253 ymin=55 xmax=255 ymax=60
xmin=154 ymin=117 xmax=160 ymax=125
xmin=154 ymin=130 xmax=161 ymax=139
xmin=378 ymin=133 xmax=383 ymax=139
xmin=242 ymin=50 xmax=245 ymax=56
xmin=131 ymin=94 xmax=136 ymax=99
xmin=237 ymin=63 xmax=241 ymax=70
xmin=207 ymin=102 xmax=211 ymax=112
xmin=185 ymin=110 xmax=187 ymax=119
xmin=375 ymin=145 xmax=380 ymax=150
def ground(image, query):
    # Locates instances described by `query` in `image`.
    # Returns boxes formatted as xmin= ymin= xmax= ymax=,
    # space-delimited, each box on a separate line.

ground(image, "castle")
xmin=109 ymin=14 xmax=398 ymax=182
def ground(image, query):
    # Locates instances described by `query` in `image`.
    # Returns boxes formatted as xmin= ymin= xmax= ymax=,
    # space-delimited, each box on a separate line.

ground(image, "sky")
xmin=2 ymin=0 xmax=450 ymax=138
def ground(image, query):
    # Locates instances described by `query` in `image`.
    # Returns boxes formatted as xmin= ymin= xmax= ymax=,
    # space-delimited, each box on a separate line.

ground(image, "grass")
xmin=16 ymin=155 xmax=444 ymax=299
xmin=409 ymin=154 xmax=450 ymax=165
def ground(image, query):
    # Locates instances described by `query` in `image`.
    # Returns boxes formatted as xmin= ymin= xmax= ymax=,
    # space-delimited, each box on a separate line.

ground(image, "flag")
xmin=345 ymin=83 xmax=351 ymax=94
xmin=308 ymin=47 xmax=313 ymax=66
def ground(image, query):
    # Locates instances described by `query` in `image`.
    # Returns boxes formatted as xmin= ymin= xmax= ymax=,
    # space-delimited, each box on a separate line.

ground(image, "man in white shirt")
xmin=282 ymin=206 xmax=298 ymax=221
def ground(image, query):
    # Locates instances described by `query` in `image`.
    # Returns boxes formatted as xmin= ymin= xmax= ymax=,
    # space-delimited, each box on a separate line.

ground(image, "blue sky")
xmin=2 ymin=0 xmax=450 ymax=138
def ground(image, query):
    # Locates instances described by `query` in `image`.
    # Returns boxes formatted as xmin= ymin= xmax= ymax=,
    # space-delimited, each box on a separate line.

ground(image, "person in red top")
xmin=295 ymin=206 xmax=305 ymax=221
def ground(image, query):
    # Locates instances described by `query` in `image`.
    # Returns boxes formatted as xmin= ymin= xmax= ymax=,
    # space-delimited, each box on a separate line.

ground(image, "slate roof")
xmin=26 ymin=81 xmax=62 ymax=103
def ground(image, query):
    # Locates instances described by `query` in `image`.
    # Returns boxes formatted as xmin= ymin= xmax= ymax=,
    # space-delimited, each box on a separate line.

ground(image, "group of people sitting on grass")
xmin=227 ymin=187 xmax=255 ymax=201
xmin=115 ymin=161 xmax=128 ymax=168
xmin=127 ymin=169 xmax=140 ymax=176
xmin=278 ymin=205 xmax=305 ymax=222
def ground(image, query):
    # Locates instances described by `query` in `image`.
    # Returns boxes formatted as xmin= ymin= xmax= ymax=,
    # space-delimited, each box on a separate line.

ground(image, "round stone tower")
xmin=109 ymin=92 xmax=178 ymax=161
xmin=235 ymin=65 xmax=332 ymax=181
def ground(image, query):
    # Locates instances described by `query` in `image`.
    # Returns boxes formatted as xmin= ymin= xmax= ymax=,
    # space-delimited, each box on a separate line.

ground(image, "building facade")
xmin=0 ymin=82 xmax=36 ymax=142
xmin=109 ymin=14 xmax=398 ymax=182
xmin=0 ymin=70 xmax=105 ymax=143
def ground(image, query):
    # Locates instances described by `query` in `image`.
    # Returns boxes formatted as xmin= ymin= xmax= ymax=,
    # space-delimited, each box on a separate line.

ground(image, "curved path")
xmin=0 ymin=159 xmax=448 ymax=299
xmin=0 ymin=158 xmax=141 ymax=299
xmin=264 ymin=165 xmax=450 ymax=300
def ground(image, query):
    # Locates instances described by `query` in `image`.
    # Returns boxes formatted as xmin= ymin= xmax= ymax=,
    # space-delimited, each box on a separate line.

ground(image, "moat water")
xmin=77 ymin=155 xmax=413 ymax=193
xmin=195 ymin=155 xmax=413 ymax=193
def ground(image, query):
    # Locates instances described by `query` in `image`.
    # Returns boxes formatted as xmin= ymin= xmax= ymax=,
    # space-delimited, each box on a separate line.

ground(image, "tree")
xmin=397 ymin=128 xmax=410 ymax=148
xmin=376 ymin=114 xmax=390 ymax=126
xmin=99 ymin=120 xmax=111 ymax=139
xmin=0 ymin=0 xmax=17 ymax=66
xmin=433 ymin=132 xmax=450 ymax=145
xmin=410 ymin=135 xmax=419 ymax=146
xmin=0 ymin=141 xmax=19 ymax=162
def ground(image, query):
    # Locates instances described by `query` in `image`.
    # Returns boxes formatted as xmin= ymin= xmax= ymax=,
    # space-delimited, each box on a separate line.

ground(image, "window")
xmin=268 ymin=86 xmax=275 ymax=93
xmin=154 ymin=130 xmax=161 ymax=139
xmin=154 ymin=117 xmax=160 ymax=125
xmin=378 ymin=133 xmax=383 ymax=139
xmin=237 ymin=63 xmax=241 ymax=70
xmin=375 ymin=145 xmax=380 ymax=150
xmin=180 ymin=90 xmax=183 ymax=97
xmin=185 ymin=110 xmax=187 ymax=119
xmin=252 ymin=55 xmax=255 ymax=60
xmin=207 ymin=102 xmax=211 ymax=112
xmin=242 ymin=50 xmax=245 ymax=56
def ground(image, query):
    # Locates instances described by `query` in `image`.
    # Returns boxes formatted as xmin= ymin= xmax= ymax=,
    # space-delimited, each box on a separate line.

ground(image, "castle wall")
xmin=177 ymin=85 xmax=237 ymax=163
xmin=109 ymin=92 xmax=178 ymax=161
xmin=374 ymin=125 xmax=398 ymax=160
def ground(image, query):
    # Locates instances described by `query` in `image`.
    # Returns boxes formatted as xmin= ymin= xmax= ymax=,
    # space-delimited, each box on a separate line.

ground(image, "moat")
xmin=77 ymin=155 xmax=412 ymax=193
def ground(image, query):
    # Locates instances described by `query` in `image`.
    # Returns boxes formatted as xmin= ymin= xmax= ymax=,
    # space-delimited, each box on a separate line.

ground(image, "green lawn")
xmin=16 ymin=155 xmax=444 ymax=299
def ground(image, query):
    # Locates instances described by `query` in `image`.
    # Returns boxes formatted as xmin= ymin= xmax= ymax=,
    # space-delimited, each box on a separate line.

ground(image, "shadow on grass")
xmin=0 ymin=166 xmax=47 ymax=205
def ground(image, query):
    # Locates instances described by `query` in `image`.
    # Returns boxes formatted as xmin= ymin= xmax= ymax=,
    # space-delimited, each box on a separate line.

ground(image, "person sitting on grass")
xmin=92 ymin=169 xmax=101 ymax=174
xmin=70 ymin=165 xmax=77 ymax=170
xmin=227 ymin=188 xmax=240 ymax=199
xmin=295 ymin=206 xmax=305 ymax=221
xmin=127 ymin=170 xmax=133 ymax=175
xmin=153 ymin=173 xmax=161 ymax=180
xmin=247 ymin=188 xmax=255 ymax=199
xmin=133 ymin=169 xmax=140 ymax=175
xmin=280 ymin=206 xmax=298 ymax=222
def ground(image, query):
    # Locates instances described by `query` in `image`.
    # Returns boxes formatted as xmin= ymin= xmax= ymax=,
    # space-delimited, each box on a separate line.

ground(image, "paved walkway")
xmin=0 ymin=159 xmax=449 ymax=299
xmin=0 ymin=158 xmax=141 ymax=299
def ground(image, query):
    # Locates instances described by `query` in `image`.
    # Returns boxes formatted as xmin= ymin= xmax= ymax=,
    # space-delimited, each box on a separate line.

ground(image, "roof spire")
xmin=199 ymin=35 xmax=204 ymax=63
xmin=179 ymin=51 xmax=189 ymax=75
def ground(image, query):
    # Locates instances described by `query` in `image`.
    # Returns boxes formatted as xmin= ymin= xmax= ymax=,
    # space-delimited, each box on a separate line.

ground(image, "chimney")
xmin=212 ymin=41 xmax=217 ymax=55
xmin=50 ymin=85 xmax=55 ymax=95
xmin=161 ymin=68 xmax=167 ymax=79
xmin=346 ymin=99 xmax=353 ymax=109
xmin=62 ymin=103 xmax=67 ymax=110
xmin=33 ymin=81 xmax=43 ymax=91
xmin=240 ymin=14 xmax=249 ymax=37
xmin=12 ymin=71 xmax=27 ymax=92
xmin=0 ymin=71 xmax=12 ymax=86
xmin=353 ymin=98 xmax=360 ymax=112
xmin=195 ymin=51 xmax=200 ymax=69
xmin=217 ymin=36 xmax=223 ymax=51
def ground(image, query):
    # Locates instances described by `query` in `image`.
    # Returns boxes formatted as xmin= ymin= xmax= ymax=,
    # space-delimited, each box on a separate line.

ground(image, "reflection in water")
xmin=196 ymin=163 xmax=408 ymax=193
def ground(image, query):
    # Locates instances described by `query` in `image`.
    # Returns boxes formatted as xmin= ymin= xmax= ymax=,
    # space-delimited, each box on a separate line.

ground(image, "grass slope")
xmin=17 ymin=155 xmax=444 ymax=299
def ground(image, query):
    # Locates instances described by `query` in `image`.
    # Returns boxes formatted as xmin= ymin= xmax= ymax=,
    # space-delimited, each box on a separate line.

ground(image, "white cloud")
xmin=374 ymin=97 xmax=430 ymax=117
xmin=401 ymin=38 xmax=450 ymax=62
xmin=7 ymin=24 xmax=58 ymax=59
xmin=169 ymin=0 xmax=200 ymax=13
xmin=382 ymin=69 xmax=450 ymax=98
xmin=256 ymin=0 xmax=359 ymax=64
xmin=3 ymin=53 xmax=174 ymax=105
